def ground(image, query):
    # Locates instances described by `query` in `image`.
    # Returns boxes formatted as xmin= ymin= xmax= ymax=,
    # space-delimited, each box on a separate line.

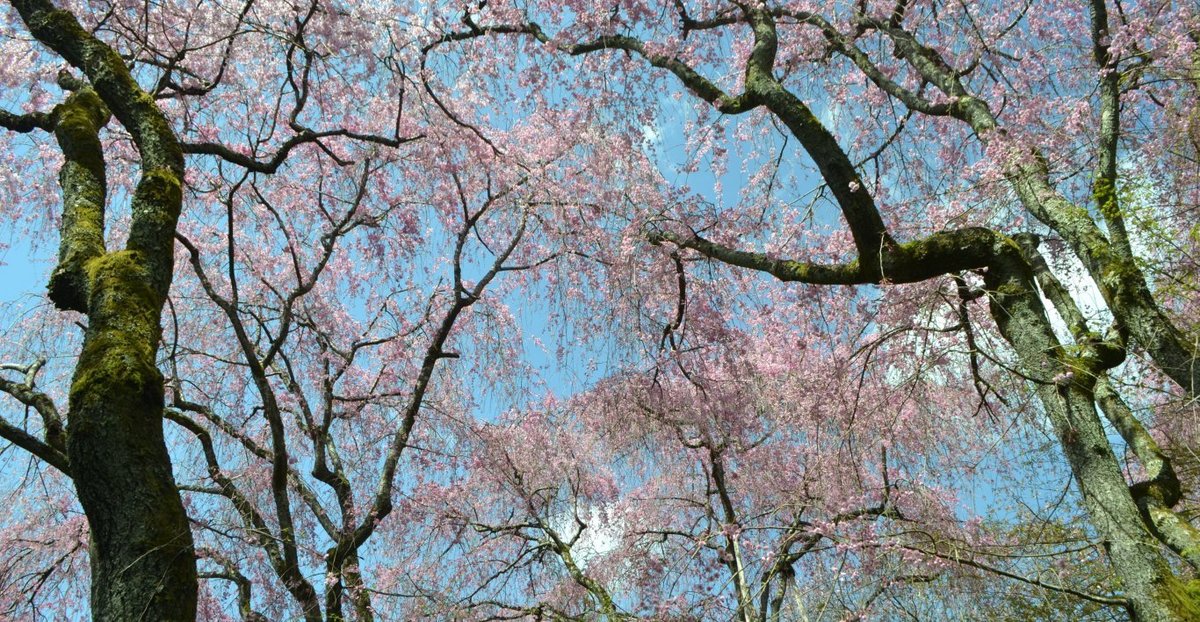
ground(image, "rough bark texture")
xmin=633 ymin=10 xmax=1200 ymax=604
xmin=70 ymin=252 xmax=196 ymax=621
xmin=983 ymin=255 xmax=1199 ymax=622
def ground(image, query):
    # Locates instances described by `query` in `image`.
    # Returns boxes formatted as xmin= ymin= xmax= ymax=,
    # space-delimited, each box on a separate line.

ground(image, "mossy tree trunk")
xmin=6 ymin=0 xmax=198 ymax=619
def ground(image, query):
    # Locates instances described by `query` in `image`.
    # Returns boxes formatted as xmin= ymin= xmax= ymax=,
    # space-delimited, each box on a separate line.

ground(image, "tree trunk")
xmin=68 ymin=252 xmax=197 ymax=621
xmin=985 ymin=253 xmax=1200 ymax=622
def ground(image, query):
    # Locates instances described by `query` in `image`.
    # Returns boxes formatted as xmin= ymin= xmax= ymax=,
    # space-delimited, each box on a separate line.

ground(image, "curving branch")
xmin=198 ymin=550 xmax=271 ymax=622
xmin=649 ymin=225 xmax=1009 ymax=287
xmin=183 ymin=128 xmax=420 ymax=173
xmin=427 ymin=8 xmax=893 ymax=278
xmin=0 ymin=359 xmax=66 ymax=456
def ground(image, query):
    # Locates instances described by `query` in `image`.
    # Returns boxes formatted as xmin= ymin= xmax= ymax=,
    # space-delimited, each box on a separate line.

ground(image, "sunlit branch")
xmin=901 ymin=542 xmax=1127 ymax=607
xmin=0 ymin=415 xmax=70 ymax=475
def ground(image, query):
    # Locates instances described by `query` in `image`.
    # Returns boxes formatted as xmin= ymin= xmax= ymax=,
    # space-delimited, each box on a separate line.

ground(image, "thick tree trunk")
xmin=985 ymin=253 xmax=1200 ymax=622
xmin=68 ymin=253 xmax=197 ymax=621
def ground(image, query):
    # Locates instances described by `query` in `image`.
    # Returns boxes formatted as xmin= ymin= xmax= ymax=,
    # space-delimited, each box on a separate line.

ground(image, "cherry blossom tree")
xmin=420 ymin=0 xmax=1200 ymax=620
xmin=1 ymin=0 xmax=198 ymax=617
xmin=1 ymin=1 xmax=624 ymax=620
xmin=0 ymin=0 xmax=1198 ymax=621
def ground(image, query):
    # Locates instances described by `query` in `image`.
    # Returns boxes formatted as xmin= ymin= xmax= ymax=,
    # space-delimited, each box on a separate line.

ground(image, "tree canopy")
xmin=0 ymin=0 xmax=1198 ymax=620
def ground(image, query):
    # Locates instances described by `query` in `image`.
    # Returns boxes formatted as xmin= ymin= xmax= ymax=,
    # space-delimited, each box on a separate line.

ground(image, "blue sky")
xmin=0 ymin=235 xmax=45 ymax=304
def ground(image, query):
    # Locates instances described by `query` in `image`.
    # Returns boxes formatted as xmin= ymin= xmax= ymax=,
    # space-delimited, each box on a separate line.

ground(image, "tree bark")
xmin=69 ymin=252 xmax=197 ymax=620
xmin=983 ymin=253 xmax=1200 ymax=622
xmin=657 ymin=226 xmax=1200 ymax=620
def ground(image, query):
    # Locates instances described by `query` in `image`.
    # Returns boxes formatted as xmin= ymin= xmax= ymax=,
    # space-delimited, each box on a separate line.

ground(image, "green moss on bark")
xmin=68 ymin=250 xmax=195 ymax=621
xmin=11 ymin=2 xmax=197 ymax=619
xmin=1156 ymin=574 xmax=1200 ymax=620
xmin=48 ymin=87 xmax=109 ymax=312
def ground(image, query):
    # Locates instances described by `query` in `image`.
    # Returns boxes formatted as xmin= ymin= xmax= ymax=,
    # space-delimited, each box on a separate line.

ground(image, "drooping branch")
xmin=902 ymin=541 xmax=1128 ymax=607
xmin=792 ymin=11 xmax=950 ymax=116
xmin=427 ymin=21 xmax=757 ymax=114
xmin=738 ymin=8 xmax=897 ymax=269
xmin=170 ymin=389 xmax=340 ymax=538
xmin=141 ymin=0 xmax=256 ymax=102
